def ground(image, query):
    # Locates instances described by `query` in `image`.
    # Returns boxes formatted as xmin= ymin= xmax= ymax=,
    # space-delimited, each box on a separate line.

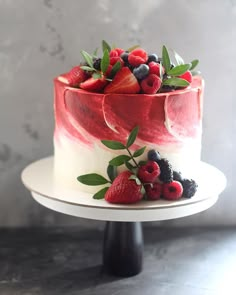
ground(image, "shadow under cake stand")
xmin=21 ymin=156 xmax=226 ymax=277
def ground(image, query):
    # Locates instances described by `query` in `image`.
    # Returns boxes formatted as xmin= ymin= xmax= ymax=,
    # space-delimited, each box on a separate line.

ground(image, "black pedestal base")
xmin=103 ymin=221 xmax=143 ymax=277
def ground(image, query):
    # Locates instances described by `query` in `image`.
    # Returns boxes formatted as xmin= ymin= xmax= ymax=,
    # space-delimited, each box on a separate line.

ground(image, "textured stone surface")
xmin=0 ymin=227 xmax=236 ymax=294
xmin=0 ymin=0 xmax=235 ymax=226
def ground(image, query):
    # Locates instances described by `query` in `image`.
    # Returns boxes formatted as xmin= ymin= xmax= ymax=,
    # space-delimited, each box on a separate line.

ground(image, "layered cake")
xmin=54 ymin=41 xmax=203 ymax=203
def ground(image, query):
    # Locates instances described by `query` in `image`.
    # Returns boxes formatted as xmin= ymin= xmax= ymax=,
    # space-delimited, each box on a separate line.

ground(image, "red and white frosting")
xmin=54 ymin=76 xmax=204 ymax=192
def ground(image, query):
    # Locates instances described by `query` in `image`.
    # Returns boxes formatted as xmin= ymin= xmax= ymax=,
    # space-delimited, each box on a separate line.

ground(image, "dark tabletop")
xmin=0 ymin=226 xmax=235 ymax=295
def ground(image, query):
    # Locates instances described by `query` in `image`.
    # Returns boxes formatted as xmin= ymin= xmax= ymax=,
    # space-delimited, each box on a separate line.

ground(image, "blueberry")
xmin=133 ymin=64 xmax=149 ymax=80
xmin=147 ymin=149 xmax=161 ymax=162
xmin=121 ymin=52 xmax=129 ymax=63
xmin=173 ymin=171 xmax=183 ymax=182
xmin=148 ymin=54 xmax=158 ymax=63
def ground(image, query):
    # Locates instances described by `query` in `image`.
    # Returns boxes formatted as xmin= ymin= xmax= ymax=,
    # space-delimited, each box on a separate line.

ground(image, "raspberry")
xmin=145 ymin=183 xmax=162 ymax=200
xmin=137 ymin=161 xmax=160 ymax=183
xmin=141 ymin=74 xmax=162 ymax=94
xmin=128 ymin=48 xmax=148 ymax=67
xmin=162 ymin=181 xmax=183 ymax=200
xmin=148 ymin=62 xmax=165 ymax=77
xmin=181 ymin=179 xmax=198 ymax=198
xmin=157 ymin=159 xmax=173 ymax=183
xmin=109 ymin=48 xmax=125 ymax=57
xmin=179 ymin=70 xmax=192 ymax=83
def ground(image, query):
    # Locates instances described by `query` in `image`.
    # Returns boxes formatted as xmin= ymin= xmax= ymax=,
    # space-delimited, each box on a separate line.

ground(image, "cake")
xmin=53 ymin=41 xmax=203 ymax=203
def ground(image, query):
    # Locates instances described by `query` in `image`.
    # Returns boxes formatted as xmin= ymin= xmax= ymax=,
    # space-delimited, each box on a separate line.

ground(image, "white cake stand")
xmin=21 ymin=156 xmax=226 ymax=277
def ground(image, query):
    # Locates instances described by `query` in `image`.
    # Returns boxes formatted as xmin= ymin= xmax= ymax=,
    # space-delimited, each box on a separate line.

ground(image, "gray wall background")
xmin=0 ymin=0 xmax=235 ymax=227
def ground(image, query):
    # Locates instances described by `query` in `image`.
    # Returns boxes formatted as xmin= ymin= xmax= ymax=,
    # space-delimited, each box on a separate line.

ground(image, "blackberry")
xmin=173 ymin=171 xmax=183 ymax=182
xmin=93 ymin=58 xmax=101 ymax=70
xmin=121 ymin=52 xmax=129 ymax=63
xmin=157 ymin=159 xmax=173 ymax=183
xmin=181 ymin=179 xmax=198 ymax=198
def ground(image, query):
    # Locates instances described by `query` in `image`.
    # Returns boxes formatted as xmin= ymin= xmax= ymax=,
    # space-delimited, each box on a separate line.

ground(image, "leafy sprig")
xmin=77 ymin=126 xmax=146 ymax=199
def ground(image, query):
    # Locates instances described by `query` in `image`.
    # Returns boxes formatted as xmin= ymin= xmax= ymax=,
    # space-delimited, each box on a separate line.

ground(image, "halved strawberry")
xmin=104 ymin=67 xmax=140 ymax=94
xmin=80 ymin=76 xmax=107 ymax=92
xmin=57 ymin=66 xmax=87 ymax=86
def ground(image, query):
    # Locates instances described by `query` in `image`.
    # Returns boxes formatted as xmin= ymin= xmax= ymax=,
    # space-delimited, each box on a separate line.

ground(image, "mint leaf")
xmin=77 ymin=173 xmax=110 ymax=185
xmin=190 ymin=59 xmax=199 ymax=70
xmin=173 ymin=50 xmax=185 ymax=65
xmin=109 ymin=155 xmax=131 ymax=166
xmin=191 ymin=70 xmax=201 ymax=76
xmin=126 ymin=126 xmax=139 ymax=148
xmin=138 ymin=160 xmax=148 ymax=166
xmin=101 ymin=140 xmax=126 ymax=150
xmin=162 ymin=45 xmax=171 ymax=72
xmin=93 ymin=187 xmax=109 ymax=199
xmin=80 ymin=66 xmax=95 ymax=72
xmin=126 ymin=45 xmax=140 ymax=52
xmin=125 ymin=161 xmax=135 ymax=171
xmin=92 ymin=72 xmax=102 ymax=79
xmin=110 ymin=61 xmax=121 ymax=78
xmin=102 ymin=40 xmax=111 ymax=53
xmin=141 ymin=185 xmax=146 ymax=195
xmin=133 ymin=146 xmax=146 ymax=158
xmin=101 ymin=49 xmax=110 ymax=73
xmin=81 ymin=50 xmax=93 ymax=68
xmin=93 ymin=47 xmax=99 ymax=57
xmin=167 ymin=64 xmax=191 ymax=76
xmin=107 ymin=165 xmax=117 ymax=182
xmin=162 ymin=77 xmax=190 ymax=87
xmin=129 ymin=174 xmax=141 ymax=185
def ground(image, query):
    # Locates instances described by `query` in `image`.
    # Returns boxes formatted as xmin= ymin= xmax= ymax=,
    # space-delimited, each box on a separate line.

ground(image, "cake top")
xmin=57 ymin=40 xmax=200 ymax=94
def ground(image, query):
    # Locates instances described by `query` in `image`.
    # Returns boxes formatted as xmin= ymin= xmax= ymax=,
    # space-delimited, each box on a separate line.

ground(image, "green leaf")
xmin=92 ymin=72 xmax=102 ymax=79
xmin=80 ymin=66 xmax=95 ymax=72
xmin=141 ymin=185 xmax=146 ymax=195
xmin=125 ymin=161 xmax=135 ymax=171
xmin=101 ymin=49 xmax=110 ymax=73
xmin=167 ymin=64 xmax=191 ymax=76
xmin=77 ymin=173 xmax=110 ymax=186
xmin=162 ymin=77 xmax=190 ymax=87
xmin=191 ymin=70 xmax=201 ymax=76
xmin=126 ymin=44 xmax=140 ymax=52
xmin=80 ymin=50 xmax=93 ymax=68
xmin=173 ymin=50 xmax=185 ymax=65
xmin=102 ymin=40 xmax=111 ymax=53
xmin=109 ymin=155 xmax=131 ymax=166
xmin=126 ymin=126 xmax=139 ymax=148
xmin=133 ymin=146 xmax=146 ymax=158
xmin=138 ymin=160 xmax=148 ymax=166
xmin=110 ymin=61 xmax=121 ymax=78
xmin=93 ymin=47 xmax=99 ymax=57
xmin=190 ymin=59 xmax=199 ymax=70
xmin=107 ymin=165 xmax=118 ymax=182
xmin=101 ymin=140 xmax=126 ymax=150
xmin=93 ymin=187 xmax=109 ymax=199
xmin=162 ymin=45 xmax=171 ymax=72
xmin=129 ymin=175 xmax=142 ymax=185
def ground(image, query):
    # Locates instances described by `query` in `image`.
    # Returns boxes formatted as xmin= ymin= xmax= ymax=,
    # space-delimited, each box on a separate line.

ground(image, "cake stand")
xmin=21 ymin=156 xmax=226 ymax=277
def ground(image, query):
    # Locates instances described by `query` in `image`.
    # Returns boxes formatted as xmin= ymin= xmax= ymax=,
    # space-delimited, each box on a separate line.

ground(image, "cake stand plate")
xmin=21 ymin=157 xmax=226 ymax=277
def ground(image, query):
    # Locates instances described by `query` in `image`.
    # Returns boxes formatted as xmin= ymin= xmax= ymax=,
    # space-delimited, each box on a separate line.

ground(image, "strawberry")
xmin=110 ymin=56 xmax=124 ymax=66
xmin=140 ymin=74 xmax=162 ymax=94
xmin=57 ymin=66 xmax=87 ymax=86
xmin=162 ymin=181 xmax=183 ymax=200
xmin=80 ymin=76 xmax=107 ymax=92
xmin=148 ymin=62 xmax=165 ymax=77
xmin=179 ymin=70 xmax=192 ymax=83
xmin=128 ymin=48 xmax=148 ymax=67
xmin=145 ymin=183 xmax=162 ymax=200
xmin=105 ymin=171 xmax=143 ymax=204
xmin=104 ymin=67 xmax=140 ymax=94
xmin=137 ymin=161 xmax=160 ymax=183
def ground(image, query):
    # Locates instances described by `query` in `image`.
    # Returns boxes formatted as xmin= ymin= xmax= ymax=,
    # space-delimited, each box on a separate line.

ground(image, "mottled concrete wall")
xmin=0 ymin=0 xmax=235 ymax=227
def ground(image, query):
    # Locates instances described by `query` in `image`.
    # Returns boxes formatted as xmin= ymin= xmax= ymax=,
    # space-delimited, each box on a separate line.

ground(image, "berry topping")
xmin=173 ymin=171 xmax=183 ymax=182
xmin=157 ymin=159 xmax=173 ymax=183
xmin=162 ymin=181 xmax=183 ymax=200
xmin=120 ymin=52 xmax=129 ymax=63
xmin=181 ymin=179 xmax=198 ymax=198
xmin=147 ymin=54 xmax=158 ymax=63
xmin=104 ymin=67 xmax=140 ymax=94
xmin=133 ymin=64 xmax=150 ymax=80
xmin=147 ymin=149 xmax=161 ymax=162
xmin=148 ymin=62 xmax=164 ymax=77
xmin=140 ymin=74 xmax=162 ymax=94
xmin=128 ymin=48 xmax=148 ymax=67
xmin=145 ymin=183 xmax=162 ymax=200
xmin=80 ymin=76 xmax=107 ymax=92
xmin=58 ymin=66 xmax=87 ymax=86
xmin=105 ymin=171 xmax=143 ymax=204
xmin=179 ymin=70 xmax=193 ymax=84
xmin=137 ymin=161 xmax=160 ymax=183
